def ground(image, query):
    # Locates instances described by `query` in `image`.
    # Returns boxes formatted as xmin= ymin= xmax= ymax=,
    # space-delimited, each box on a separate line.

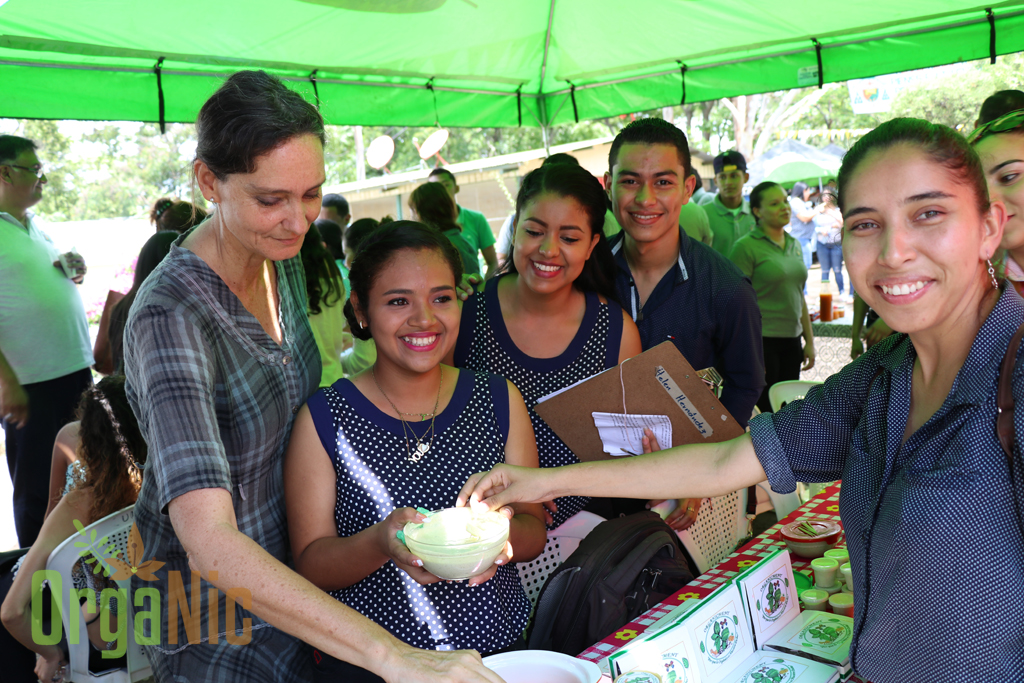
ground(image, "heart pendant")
xmin=416 ymin=443 xmax=429 ymax=455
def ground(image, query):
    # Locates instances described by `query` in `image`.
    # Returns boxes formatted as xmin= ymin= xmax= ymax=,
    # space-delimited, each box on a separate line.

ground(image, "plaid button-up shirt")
xmin=124 ymin=237 xmax=319 ymax=679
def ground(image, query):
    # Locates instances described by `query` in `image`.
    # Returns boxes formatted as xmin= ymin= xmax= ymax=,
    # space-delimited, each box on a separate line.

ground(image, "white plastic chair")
xmin=46 ymin=505 xmax=152 ymax=683
xmin=767 ymin=381 xmax=834 ymax=503
xmin=755 ymin=480 xmax=801 ymax=520
xmin=768 ymin=380 xmax=824 ymax=413
xmin=517 ymin=511 xmax=605 ymax=608
xmin=675 ymin=489 xmax=750 ymax=575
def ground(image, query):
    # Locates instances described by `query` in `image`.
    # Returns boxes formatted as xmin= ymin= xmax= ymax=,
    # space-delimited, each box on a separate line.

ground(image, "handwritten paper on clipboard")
xmin=533 ymin=342 xmax=745 ymax=462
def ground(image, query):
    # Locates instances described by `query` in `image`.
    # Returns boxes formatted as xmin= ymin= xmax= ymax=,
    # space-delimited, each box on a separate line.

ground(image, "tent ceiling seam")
xmin=0 ymin=57 xmax=534 ymax=97
xmin=0 ymin=34 xmax=527 ymax=87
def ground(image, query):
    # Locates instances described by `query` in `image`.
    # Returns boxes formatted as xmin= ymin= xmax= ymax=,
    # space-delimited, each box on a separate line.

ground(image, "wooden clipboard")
xmin=533 ymin=341 xmax=744 ymax=462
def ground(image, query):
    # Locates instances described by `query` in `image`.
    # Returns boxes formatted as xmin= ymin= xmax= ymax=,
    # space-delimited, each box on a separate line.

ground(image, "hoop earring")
xmin=987 ymin=258 xmax=999 ymax=289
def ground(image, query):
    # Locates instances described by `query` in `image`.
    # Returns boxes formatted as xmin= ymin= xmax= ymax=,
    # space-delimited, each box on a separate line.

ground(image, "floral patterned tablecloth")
xmin=577 ymin=482 xmax=865 ymax=682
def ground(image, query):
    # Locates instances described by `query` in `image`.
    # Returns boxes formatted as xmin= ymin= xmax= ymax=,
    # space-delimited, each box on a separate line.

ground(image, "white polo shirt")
xmin=0 ymin=212 xmax=92 ymax=384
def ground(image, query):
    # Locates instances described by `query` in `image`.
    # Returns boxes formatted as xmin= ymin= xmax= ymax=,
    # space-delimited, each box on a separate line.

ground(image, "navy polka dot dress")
xmin=453 ymin=275 xmax=623 ymax=528
xmin=306 ymin=369 xmax=529 ymax=653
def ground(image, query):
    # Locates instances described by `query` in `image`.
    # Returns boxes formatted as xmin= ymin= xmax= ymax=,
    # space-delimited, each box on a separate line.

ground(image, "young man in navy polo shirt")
xmin=602 ymin=119 xmax=765 ymax=526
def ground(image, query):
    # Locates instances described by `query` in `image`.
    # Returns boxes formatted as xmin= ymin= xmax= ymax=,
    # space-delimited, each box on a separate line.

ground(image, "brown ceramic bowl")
xmin=779 ymin=519 xmax=842 ymax=559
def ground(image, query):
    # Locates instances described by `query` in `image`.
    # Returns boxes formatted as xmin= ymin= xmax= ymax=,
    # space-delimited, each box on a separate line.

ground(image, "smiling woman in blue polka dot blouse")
xmin=462 ymin=118 xmax=1024 ymax=683
xmin=284 ymin=221 xmax=547 ymax=682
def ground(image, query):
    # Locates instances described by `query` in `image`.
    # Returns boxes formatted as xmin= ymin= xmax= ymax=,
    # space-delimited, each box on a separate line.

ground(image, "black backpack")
xmin=527 ymin=511 xmax=697 ymax=655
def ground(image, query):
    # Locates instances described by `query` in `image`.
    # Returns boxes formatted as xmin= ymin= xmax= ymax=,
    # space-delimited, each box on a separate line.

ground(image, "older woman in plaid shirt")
xmin=124 ymin=70 xmax=503 ymax=683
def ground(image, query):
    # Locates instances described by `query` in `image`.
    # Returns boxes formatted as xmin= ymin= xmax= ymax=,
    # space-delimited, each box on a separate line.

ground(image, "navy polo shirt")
xmin=609 ymin=228 xmax=765 ymax=428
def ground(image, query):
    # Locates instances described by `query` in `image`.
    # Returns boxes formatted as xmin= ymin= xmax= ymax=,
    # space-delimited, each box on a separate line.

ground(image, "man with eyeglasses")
xmin=0 ymin=135 xmax=93 ymax=546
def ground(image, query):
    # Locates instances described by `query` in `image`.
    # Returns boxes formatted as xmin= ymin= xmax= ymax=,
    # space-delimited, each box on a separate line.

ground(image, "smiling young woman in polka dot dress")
xmin=462 ymin=119 xmax=1024 ymax=682
xmin=451 ymin=162 xmax=642 ymax=528
xmin=284 ymin=221 xmax=547 ymax=682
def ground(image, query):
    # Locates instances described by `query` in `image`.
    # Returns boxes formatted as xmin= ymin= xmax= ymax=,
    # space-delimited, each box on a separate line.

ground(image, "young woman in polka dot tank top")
xmin=285 ymin=223 xmax=547 ymax=682
xmin=452 ymin=163 xmax=641 ymax=528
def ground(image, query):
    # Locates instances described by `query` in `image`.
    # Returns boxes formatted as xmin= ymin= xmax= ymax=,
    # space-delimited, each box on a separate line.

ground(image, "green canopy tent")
xmin=2 ymin=0 xmax=1023 ymax=132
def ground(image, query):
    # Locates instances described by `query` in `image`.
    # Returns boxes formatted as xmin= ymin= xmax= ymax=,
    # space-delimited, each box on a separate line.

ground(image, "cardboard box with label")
xmin=608 ymin=552 xmax=848 ymax=683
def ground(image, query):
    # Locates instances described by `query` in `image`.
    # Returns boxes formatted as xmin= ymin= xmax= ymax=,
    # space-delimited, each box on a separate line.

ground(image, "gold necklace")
xmin=372 ymin=365 xmax=443 ymax=462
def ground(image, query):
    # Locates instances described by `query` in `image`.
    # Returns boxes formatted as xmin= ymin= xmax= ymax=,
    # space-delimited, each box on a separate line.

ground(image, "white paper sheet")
xmin=536 ymin=370 xmax=601 ymax=404
xmin=592 ymin=412 xmax=673 ymax=456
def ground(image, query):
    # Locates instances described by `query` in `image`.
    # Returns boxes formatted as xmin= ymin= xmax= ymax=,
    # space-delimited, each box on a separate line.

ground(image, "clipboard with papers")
xmin=533 ymin=341 xmax=745 ymax=462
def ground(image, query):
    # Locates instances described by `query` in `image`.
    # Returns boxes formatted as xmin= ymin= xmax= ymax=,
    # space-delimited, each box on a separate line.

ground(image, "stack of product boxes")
xmin=607 ymin=549 xmax=855 ymax=683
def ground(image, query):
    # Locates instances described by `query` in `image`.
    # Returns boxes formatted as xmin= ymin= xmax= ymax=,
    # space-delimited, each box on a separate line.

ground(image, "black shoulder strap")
xmin=996 ymin=320 xmax=1024 ymax=460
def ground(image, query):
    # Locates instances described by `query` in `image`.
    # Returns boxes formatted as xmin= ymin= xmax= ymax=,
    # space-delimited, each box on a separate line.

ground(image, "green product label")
xmin=701 ymin=610 xmax=739 ymax=663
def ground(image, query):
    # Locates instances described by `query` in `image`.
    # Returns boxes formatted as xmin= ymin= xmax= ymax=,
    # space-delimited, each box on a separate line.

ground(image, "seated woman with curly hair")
xmin=0 ymin=376 xmax=147 ymax=683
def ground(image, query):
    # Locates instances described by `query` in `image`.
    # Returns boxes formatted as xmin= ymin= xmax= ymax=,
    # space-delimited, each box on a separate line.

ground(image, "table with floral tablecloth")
xmin=577 ymin=482 xmax=865 ymax=682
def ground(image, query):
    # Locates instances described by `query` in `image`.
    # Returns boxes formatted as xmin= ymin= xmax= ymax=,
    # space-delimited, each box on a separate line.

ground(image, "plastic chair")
xmin=767 ymin=381 xmax=834 ymax=503
xmin=755 ymin=480 xmax=801 ymax=520
xmin=675 ymin=489 xmax=750 ymax=575
xmin=517 ymin=511 xmax=604 ymax=608
xmin=46 ymin=505 xmax=152 ymax=683
xmin=768 ymin=380 xmax=823 ymax=413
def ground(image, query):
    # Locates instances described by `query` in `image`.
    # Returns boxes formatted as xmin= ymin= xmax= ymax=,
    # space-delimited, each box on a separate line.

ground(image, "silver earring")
xmin=358 ymin=321 xmax=365 ymax=330
xmin=987 ymin=258 xmax=999 ymax=289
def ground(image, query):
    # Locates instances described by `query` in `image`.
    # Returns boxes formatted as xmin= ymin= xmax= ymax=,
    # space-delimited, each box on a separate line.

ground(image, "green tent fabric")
xmin=1 ymin=1 xmax=1023 ymax=127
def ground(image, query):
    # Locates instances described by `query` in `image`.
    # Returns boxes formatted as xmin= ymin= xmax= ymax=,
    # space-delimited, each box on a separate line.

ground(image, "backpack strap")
xmin=996 ymin=320 xmax=1024 ymax=460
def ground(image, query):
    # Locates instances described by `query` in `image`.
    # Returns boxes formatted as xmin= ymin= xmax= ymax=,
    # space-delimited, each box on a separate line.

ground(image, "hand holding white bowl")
xmin=380 ymin=507 xmax=444 ymax=585
xmin=401 ymin=507 xmax=514 ymax=585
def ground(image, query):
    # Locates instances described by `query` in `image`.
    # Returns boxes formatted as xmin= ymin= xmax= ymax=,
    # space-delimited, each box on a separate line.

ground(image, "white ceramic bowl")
xmin=402 ymin=507 xmax=509 ymax=580
xmin=483 ymin=650 xmax=602 ymax=683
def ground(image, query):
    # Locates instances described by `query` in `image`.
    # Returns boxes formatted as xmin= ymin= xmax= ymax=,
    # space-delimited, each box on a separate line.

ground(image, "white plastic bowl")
xmin=483 ymin=650 xmax=602 ymax=683
xmin=402 ymin=507 xmax=509 ymax=580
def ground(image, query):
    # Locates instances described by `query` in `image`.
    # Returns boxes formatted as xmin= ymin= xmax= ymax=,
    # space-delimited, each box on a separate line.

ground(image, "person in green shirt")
xmin=701 ymin=151 xmax=755 ymax=257
xmin=428 ymin=168 xmax=499 ymax=278
xmin=729 ymin=181 xmax=815 ymax=413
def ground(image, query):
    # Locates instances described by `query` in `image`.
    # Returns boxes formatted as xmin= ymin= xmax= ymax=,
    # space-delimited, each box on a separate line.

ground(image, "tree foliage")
xmin=4 ymin=119 xmax=198 ymax=222
xmin=8 ymin=53 xmax=1024 ymax=221
xmin=889 ymin=53 xmax=1024 ymax=131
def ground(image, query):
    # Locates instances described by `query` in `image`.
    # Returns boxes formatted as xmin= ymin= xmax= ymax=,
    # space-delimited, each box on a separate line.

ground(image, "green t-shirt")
xmin=457 ymin=205 xmax=496 ymax=255
xmin=728 ymin=226 xmax=807 ymax=338
xmin=702 ymin=195 xmax=755 ymax=258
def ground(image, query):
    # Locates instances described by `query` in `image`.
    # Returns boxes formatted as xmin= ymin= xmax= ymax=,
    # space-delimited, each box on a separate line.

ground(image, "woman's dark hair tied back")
xmin=195 ymin=70 xmax=325 ymax=180
xmin=343 ymin=220 xmax=464 ymax=341
xmin=76 ymin=375 xmax=148 ymax=522
xmin=301 ymin=223 xmax=345 ymax=315
xmin=837 ymin=117 xmax=989 ymax=215
xmin=504 ymin=163 xmax=620 ymax=304
xmin=409 ymin=182 xmax=461 ymax=234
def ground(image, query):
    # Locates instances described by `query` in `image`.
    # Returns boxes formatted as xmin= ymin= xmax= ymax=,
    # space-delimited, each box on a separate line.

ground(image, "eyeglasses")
xmin=3 ymin=163 xmax=46 ymax=179
xmin=967 ymin=108 xmax=1024 ymax=144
